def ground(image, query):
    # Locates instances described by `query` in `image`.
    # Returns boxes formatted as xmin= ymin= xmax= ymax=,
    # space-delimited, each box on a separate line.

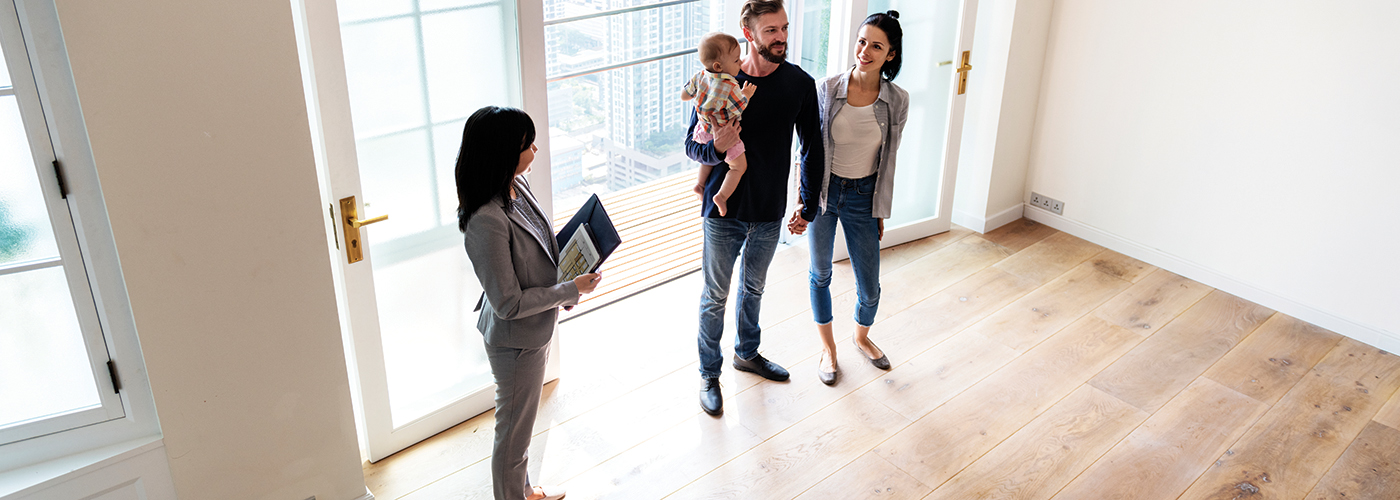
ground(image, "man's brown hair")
xmin=740 ymin=0 xmax=785 ymax=31
xmin=698 ymin=32 xmax=740 ymax=71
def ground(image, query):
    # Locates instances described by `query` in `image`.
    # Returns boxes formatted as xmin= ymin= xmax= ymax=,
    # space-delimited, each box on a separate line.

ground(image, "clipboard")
xmin=555 ymin=194 xmax=621 ymax=276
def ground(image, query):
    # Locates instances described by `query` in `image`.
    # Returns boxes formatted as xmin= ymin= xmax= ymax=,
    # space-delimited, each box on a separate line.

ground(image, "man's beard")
xmin=756 ymin=40 xmax=787 ymax=64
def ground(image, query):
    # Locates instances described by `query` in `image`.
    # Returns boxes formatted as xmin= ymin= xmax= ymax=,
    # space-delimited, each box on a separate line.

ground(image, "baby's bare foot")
xmin=713 ymin=193 xmax=729 ymax=216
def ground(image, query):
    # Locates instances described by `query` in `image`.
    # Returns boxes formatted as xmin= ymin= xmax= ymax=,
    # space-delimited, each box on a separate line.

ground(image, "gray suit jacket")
xmin=464 ymin=176 xmax=580 ymax=349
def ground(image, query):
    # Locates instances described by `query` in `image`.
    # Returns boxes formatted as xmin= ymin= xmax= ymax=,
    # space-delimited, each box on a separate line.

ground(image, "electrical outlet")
xmin=1029 ymin=191 xmax=1064 ymax=215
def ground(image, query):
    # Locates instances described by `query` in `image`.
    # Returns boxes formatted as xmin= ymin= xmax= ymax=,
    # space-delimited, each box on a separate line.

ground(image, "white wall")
xmin=54 ymin=0 xmax=366 ymax=498
xmin=1026 ymin=0 xmax=1400 ymax=348
xmin=952 ymin=0 xmax=1054 ymax=232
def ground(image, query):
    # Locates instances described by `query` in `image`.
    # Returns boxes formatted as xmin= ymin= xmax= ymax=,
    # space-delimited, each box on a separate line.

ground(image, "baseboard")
xmin=952 ymin=204 xmax=1024 ymax=234
xmin=1022 ymin=204 xmax=1400 ymax=354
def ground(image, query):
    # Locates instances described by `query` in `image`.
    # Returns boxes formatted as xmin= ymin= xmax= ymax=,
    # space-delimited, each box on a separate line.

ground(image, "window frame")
xmin=0 ymin=0 xmax=159 ymax=475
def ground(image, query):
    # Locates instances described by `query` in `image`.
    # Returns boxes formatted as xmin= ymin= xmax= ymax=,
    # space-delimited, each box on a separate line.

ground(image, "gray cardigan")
xmin=815 ymin=72 xmax=909 ymax=219
xmin=465 ymin=176 xmax=579 ymax=349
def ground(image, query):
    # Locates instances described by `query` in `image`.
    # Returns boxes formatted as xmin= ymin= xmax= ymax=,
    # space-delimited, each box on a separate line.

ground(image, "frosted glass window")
xmin=0 ymin=97 xmax=59 ymax=266
xmin=341 ymin=18 xmax=425 ymax=140
xmin=0 ymin=266 xmax=99 ymax=429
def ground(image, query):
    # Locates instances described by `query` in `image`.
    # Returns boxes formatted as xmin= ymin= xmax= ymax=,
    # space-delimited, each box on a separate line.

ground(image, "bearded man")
xmin=684 ymin=0 xmax=824 ymax=416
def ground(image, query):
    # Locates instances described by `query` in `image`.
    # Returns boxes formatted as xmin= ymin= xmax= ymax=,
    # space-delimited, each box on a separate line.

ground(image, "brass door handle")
xmin=349 ymin=214 xmax=388 ymax=228
xmin=339 ymin=195 xmax=387 ymax=264
xmin=956 ymin=50 xmax=972 ymax=95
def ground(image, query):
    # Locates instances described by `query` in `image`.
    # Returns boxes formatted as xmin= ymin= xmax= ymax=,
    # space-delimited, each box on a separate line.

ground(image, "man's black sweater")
xmin=685 ymin=61 xmax=825 ymax=223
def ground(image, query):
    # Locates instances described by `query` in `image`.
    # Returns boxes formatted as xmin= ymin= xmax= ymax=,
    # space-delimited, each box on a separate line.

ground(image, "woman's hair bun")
xmin=887 ymin=10 xmax=899 ymax=19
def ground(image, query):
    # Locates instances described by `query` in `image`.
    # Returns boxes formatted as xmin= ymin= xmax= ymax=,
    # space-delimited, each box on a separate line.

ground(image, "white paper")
xmin=558 ymin=223 xmax=601 ymax=283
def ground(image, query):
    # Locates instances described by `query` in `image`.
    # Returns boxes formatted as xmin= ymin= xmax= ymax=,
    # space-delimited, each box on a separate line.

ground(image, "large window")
xmin=0 ymin=0 xmax=148 ymax=468
xmin=544 ymin=0 xmax=725 ymax=209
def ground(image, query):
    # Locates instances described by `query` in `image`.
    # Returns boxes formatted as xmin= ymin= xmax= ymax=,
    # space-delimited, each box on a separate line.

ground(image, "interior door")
xmin=296 ymin=0 xmax=557 ymax=462
xmin=828 ymin=0 xmax=977 ymax=260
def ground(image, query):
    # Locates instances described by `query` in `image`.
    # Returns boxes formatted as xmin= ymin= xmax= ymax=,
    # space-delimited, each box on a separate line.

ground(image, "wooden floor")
xmin=363 ymin=219 xmax=1400 ymax=500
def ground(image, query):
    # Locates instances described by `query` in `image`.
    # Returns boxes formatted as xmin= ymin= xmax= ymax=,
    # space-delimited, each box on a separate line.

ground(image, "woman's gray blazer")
xmin=464 ymin=176 xmax=580 ymax=349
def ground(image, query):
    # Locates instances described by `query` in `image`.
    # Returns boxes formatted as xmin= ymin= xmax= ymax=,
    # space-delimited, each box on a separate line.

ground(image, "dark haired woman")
xmin=457 ymin=105 xmax=598 ymax=500
xmin=788 ymin=11 xmax=908 ymax=385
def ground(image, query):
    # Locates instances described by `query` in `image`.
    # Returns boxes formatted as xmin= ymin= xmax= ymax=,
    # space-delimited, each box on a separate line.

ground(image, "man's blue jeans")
xmin=809 ymin=174 xmax=882 ymax=327
xmin=698 ymin=218 xmax=780 ymax=379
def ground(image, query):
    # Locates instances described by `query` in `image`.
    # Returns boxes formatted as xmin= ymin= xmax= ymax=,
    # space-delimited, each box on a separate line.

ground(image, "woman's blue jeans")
xmin=809 ymin=174 xmax=881 ymax=327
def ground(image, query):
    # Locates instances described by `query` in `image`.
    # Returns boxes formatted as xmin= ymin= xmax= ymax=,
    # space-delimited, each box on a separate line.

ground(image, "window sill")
xmin=0 ymin=435 xmax=163 ymax=498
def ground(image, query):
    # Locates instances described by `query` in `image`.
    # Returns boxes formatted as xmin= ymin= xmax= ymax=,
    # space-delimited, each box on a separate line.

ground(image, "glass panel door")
xmin=298 ymin=0 xmax=527 ymax=461
xmin=830 ymin=0 xmax=977 ymax=259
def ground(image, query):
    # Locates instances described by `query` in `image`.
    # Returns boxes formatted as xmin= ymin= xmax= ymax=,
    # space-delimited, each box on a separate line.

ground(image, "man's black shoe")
xmin=700 ymin=377 xmax=723 ymax=416
xmin=733 ymin=353 xmax=790 ymax=381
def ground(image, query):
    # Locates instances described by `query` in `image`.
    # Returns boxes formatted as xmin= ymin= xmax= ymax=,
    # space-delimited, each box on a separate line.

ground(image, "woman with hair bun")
xmin=788 ymin=11 xmax=909 ymax=385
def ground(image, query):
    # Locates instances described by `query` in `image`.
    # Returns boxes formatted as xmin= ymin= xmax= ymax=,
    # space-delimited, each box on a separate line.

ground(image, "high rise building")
xmin=544 ymin=1 xmax=714 ymax=195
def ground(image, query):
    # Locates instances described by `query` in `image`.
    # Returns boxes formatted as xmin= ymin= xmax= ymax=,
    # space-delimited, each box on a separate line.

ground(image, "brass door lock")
xmin=339 ymin=195 xmax=388 ymax=264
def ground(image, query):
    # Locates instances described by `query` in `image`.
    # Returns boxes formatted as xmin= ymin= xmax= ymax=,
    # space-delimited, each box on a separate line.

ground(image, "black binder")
xmin=555 ymin=194 xmax=621 ymax=273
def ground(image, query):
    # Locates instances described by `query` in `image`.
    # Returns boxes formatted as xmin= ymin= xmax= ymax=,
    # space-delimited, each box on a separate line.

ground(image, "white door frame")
xmin=830 ymin=0 xmax=978 ymax=261
xmin=294 ymin=0 xmax=558 ymax=462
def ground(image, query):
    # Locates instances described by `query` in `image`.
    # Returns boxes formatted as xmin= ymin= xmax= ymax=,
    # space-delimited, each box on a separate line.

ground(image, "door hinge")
xmin=329 ymin=203 xmax=339 ymax=250
xmin=107 ymin=360 xmax=122 ymax=394
xmin=53 ymin=160 xmax=69 ymax=198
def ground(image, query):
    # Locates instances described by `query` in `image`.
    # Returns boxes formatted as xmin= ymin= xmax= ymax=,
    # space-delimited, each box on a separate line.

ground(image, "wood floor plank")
xmin=559 ymin=414 xmax=765 ymax=500
xmin=1303 ymin=420 xmax=1400 ymax=500
xmin=399 ymin=458 xmax=493 ymax=500
xmin=364 ymin=409 xmax=498 ymax=500
xmin=1052 ymin=378 xmax=1270 ymax=500
xmin=991 ymin=232 xmax=1105 ymax=285
xmin=666 ymin=391 xmax=911 ymax=500
xmin=1092 ymin=269 xmax=1213 ymax=335
xmin=969 ymin=263 xmax=1133 ymax=354
xmin=980 ymin=218 xmax=1058 ymax=254
xmin=1180 ymin=339 xmax=1400 ymax=500
xmin=926 ymin=385 xmax=1148 ymax=500
xmin=794 ymin=451 xmax=931 ymax=500
xmin=1084 ymin=249 xmax=1157 ymax=283
xmin=727 ymin=349 xmax=889 ymax=439
xmin=529 ymin=361 xmax=760 ymax=483
xmin=858 ymin=330 xmax=1019 ymax=421
xmin=1203 ymin=313 xmax=1343 ymax=406
xmin=872 ymin=268 xmax=1040 ymax=367
xmin=875 ymin=316 xmax=1143 ymax=489
xmin=1089 ymin=290 xmax=1276 ymax=413
xmin=762 ymin=234 xmax=1008 ymax=329
xmin=1374 ymin=388 xmax=1400 ymax=431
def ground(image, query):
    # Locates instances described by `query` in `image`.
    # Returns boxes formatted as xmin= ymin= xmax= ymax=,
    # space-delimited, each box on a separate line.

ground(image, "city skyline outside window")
xmin=544 ymin=0 xmax=725 ymax=211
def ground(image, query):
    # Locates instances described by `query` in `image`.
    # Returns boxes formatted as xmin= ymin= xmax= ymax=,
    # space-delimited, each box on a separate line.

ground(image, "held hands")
xmin=740 ymin=81 xmax=757 ymax=99
xmin=787 ymin=205 xmax=810 ymax=235
xmin=573 ymin=273 xmax=602 ymax=295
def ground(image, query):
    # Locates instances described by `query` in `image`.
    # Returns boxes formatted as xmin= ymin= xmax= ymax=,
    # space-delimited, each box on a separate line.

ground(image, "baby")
xmin=681 ymin=32 xmax=756 ymax=216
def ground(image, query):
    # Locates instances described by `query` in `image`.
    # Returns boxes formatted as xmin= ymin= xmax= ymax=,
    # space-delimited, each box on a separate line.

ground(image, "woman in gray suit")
xmin=455 ymin=106 xmax=599 ymax=500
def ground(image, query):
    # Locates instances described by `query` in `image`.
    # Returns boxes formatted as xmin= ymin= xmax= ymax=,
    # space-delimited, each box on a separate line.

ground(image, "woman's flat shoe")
xmin=854 ymin=338 xmax=891 ymax=370
xmin=818 ymin=351 xmax=839 ymax=386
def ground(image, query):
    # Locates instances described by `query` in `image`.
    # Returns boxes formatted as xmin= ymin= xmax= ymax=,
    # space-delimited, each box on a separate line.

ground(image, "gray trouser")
xmin=485 ymin=342 xmax=549 ymax=500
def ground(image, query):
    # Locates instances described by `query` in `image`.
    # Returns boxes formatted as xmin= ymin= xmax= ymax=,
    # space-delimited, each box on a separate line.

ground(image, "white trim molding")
xmin=953 ymin=204 xmax=1024 ymax=234
xmin=1023 ymin=204 xmax=1400 ymax=354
